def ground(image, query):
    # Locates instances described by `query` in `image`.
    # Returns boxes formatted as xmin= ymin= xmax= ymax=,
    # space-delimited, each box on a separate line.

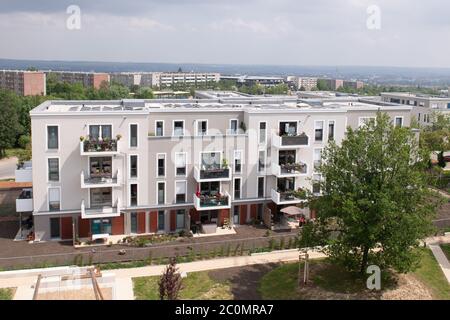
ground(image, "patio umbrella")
xmin=280 ymin=206 xmax=303 ymax=216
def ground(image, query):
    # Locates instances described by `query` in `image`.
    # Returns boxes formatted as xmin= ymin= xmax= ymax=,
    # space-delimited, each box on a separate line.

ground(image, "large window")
xmin=395 ymin=117 xmax=403 ymax=128
xmin=89 ymin=157 xmax=112 ymax=178
xmin=90 ymin=187 xmax=112 ymax=208
xmin=314 ymin=121 xmax=324 ymax=142
xmin=130 ymin=155 xmax=138 ymax=178
xmin=130 ymin=184 xmax=138 ymax=206
xmin=48 ymin=158 xmax=59 ymax=181
xmin=50 ymin=217 xmax=61 ymax=238
xmin=313 ymin=149 xmax=322 ymax=171
xmin=234 ymin=150 xmax=242 ymax=173
xmin=157 ymin=182 xmax=165 ymax=204
xmin=176 ymin=209 xmax=185 ymax=230
xmin=230 ymin=119 xmax=238 ymax=134
xmin=89 ymin=125 xmax=111 ymax=140
xmin=175 ymin=181 xmax=186 ymax=203
xmin=279 ymin=121 xmax=297 ymax=136
xmin=47 ymin=126 xmax=59 ymax=149
xmin=173 ymin=121 xmax=184 ymax=136
xmin=258 ymin=150 xmax=266 ymax=173
xmin=234 ymin=178 xmax=241 ymax=199
xmin=48 ymin=187 xmax=60 ymax=211
xmin=156 ymin=121 xmax=164 ymax=137
xmin=259 ymin=122 xmax=267 ymax=144
xmin=175 ymin=153 xmax=187 ymax=176
xmin=257 ymin=177 xmax=265 ymax=198
xmin=157 ymin=154 xmax=165 ymax=177
xmin=328 ymin=121 xmax=335 ymax=141
xmin=201 ymin=152 xmax=220 ymax=170
xmin=158 ymin=211 xmax=165 ymax=231
xmin=130 ymin=124 xmax=138 ymax=147
xmin=197 ymin=120 xmax=208 ymax=136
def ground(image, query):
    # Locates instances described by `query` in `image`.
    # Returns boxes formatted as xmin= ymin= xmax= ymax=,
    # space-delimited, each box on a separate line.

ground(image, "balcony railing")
xmin=80 ymin=170 xmax=121 ymax=188
xmin=80 ymin=139 xmax=120 ymax=156
xmin=272 ymin=133 xmax=309 ymax=149
xmin=271 ymin=189 xmax=304 ymax=205
xmin=15 ymin=161 xmax=32 ymax=183
xmin=194 ymin=165 xmax=231 ymax=182
xmin=193 ymin=192 xmax=231 ymax=211
xmin=16 ymin=188 xmax=33 ymax=212
xmin=272 ymin=162 xmax=307 ymax=177
xmin=81 ymin=198 xmax=121 ymax=219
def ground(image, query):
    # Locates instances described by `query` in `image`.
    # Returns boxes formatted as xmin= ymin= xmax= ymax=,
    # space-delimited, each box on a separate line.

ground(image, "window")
xmin=279 ymin=122 xmax=297 ymax=136
xmin=157 ymin=154 xmax=165 ymax=177
xmin=176 ymin=209 xmax=185 ymax=230
xmin=156 ymin=121 xmax=164 ymax=137
xmin=359 ymin=117 xmax=375 ymax=128
xmin=418 ymin=113 xmax=421 ymax=121
xmin=130 ymin=155 xmax=138 ymax=178
xmin=89 ymin=125 xmax=111 ymax=140
xmin=48 ymin=158 xmax=59 ymax=181
xmin=234 ymin=178 xmax=241 ymax=199
xmin=328 ymin=121 xmax=335 ymax=141
xmin=130 ymin=184 xmax=138 ymax=206
xmin=90 ymin=188 xmax=112 ymax=208
xmin=257 ymin=204 xmax=263 ymax=220
xmin=233 ymin=206 xmax=240 ymax=224
xmin=313 ymin=149 xmax=322 ymax=171
xmin=130 ymin=124 xmax=138 ymax=147
xmin=395 ymin=117 xmax=403 ymax=128
xmin=258 ymin=150 xmax=266 ymax=173
xmin=175 ymin=181 xmax=186 ymax=203
xmin=157 ymin=182 xmax=165 ymax=204
xmin=313 ymin=174 xmax=321 ymax=194
xmin=158 ymin=211 xmax=165 ymax=231
xmin=47 ymin=126 xmax=59 ymax=149
xmin=48 ymin=187 xmax=60 ymax=211
xmin=201 ymin=152 xmax=220 ymax=170
xmin=50 ymin=217 xmax=61 ymax=238
xmin=197 ymin=120 xmax=208 ymax=136
xmin=230 ymin=119 xmax=238 ymax=134
xmin=89 ymin=157 xmax=112 ymax=178
xmin=130 ymin=212 xmax=138 ymax=233
xmin=314 ymin=121 xmax=324 ymax=142
xmin=257 ymin=177 xmax=265 ymax=198
xmin=259 ymin=122 xmax=267 ymax=144
xmin=175 ymin=153 xmax=187 ymax=176
xmin=234 ymin=150 xmax=242 ymax=173
xmin=173 ymin=121 xmax=184 ymax=136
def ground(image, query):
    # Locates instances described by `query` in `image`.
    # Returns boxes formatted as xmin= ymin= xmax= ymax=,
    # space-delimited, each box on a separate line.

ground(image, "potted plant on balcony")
xmin=222 ymin=158 xmax=229 ymax=169
xmin=80 ymin=136 xmax=85 ymax=142
xmin=116 ymin=134 xmax=122 ymax=141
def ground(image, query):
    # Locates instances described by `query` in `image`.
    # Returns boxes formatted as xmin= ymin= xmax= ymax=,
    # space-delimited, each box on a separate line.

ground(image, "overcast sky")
xmin=0 ymin=0 xmax=449 ymax=68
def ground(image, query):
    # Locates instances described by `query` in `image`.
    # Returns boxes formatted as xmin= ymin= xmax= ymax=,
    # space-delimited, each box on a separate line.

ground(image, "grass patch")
xmin=133 ymin=271 xmax=232 ymax=300
xmin=258 ymin=262 xmax=301 ymax=300
xmin=0 ymin=288 xmax=15 ymax=300
xmin=413 ymin=248 xmax=450 ymax=300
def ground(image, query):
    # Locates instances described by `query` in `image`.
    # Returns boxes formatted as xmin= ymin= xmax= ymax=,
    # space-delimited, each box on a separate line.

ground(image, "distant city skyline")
xmin=1 ymin=0 xmax=450 ymax=69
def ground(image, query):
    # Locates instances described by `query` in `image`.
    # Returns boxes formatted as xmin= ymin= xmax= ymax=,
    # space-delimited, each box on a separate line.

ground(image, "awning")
xmin=280 ymin=206 xmax=303 ymax=216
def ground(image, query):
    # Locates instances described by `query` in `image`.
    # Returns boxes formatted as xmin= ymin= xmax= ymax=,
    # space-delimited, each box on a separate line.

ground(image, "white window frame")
xmin=87 ymin=123 xmax=113 ymax=140
xmin=229 ymin=119 xmax=239 ymax=135
xmin=258 ymin=121 xmax=267 ymax=145
xmin=313 ymin=148 xmax=322 ymax=172
xmin=172 ymin=120 xmax=185 ymax=137
xmin=314 ymin=120 xmax=324 ymax=143
xmin=257 ymin=176 xmax=265 ymax=198
xmin=195 ymin=119 xmax=208 ymax=136
xmin=175 ymin=152 xmax=187 ymax=177
xmin=45 ymin=124 xmax=60 ymax=151
xmin=233 ymin=177 xmax=242 ymax=200
xmin=174 ymin=180 xmax=187 ymax=204
xmin=278 ymin=120 xmax=299 ymax=136
xmin=47 ymin=186 xmax=61 ymax=212
xmin=155 ymin=120 xmax=164 ymax=137
xmin=156 ymin=181 xmax=166 ymax=205
xmin=233 ymin=150 xmax=243 ymax=174
xmin=129 ymin=123 xmax=139 ymax=148
xmin=327 ymin=120 xmax=336 ymax=141
xmin=129 ymin=154 xmax=138 ymax=179
xmin=129 ymin=182 xmax=138 ymax=207
xmin=156 ymin=153 xmax=166 ymax=178
xmin=157 ymin=210 xmax=166 ymax=232
xmin=258 ymin=149 xmax=266 ymax=174
xmin=46 ymin=156 xmax=60 ymax=183
xmin=358 ymin=117 xmax=376 ymax=128
xmin=394 ymin=116 xmax=404 ymax=128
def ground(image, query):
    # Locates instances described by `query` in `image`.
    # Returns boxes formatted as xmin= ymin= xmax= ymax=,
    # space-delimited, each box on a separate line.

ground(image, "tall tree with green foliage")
xmin=0 ymin=90 xmax=23 ymax=157
xmin=420 ymin=112 xmax=450 ymax=168
xmin=301 ymin=112 xmax=438 ymax=274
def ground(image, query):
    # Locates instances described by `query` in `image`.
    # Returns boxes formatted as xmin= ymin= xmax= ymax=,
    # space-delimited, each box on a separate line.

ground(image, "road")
xmin=0 ymin=157 xmax=17 ymax=180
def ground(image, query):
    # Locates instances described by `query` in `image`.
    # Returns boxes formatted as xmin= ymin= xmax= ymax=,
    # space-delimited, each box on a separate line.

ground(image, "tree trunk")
xmin=360 ymin=246 xmax=369 ymax=274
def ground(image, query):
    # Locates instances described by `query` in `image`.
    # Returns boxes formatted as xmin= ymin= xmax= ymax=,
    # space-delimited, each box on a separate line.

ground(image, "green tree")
xmin=0 ymin=90 xmax=23 ymax=157
xmin=134 ymin=87 xmax=154 ymax=99
xmin=302 ymin=112 xmax=438 ymax=274
xmin=421 ymin=112 xmax=450 ymax=168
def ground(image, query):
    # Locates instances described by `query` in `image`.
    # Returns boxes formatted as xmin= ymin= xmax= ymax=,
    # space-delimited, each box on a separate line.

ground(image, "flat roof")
xmin=381 ymin=92 xmax=450 ymax=100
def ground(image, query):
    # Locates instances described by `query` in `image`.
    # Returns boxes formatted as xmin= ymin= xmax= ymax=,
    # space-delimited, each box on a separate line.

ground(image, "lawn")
xmin=441 ymin=244 xmax=450 ymax=261
xmin=133 ymin=271 xmax=233 ymax=300
xmin=0 ymin=288 xmax=15 ymax=300
xmin=412 ymin=248 xmax=450 ymax=300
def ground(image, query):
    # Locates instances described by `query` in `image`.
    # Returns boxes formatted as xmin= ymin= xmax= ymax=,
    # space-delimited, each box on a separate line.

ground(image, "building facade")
xmin=46 ymin=71 xmax=110 ymax=89
xmin=28 ymin=97 xmax=413 ymax=242
xmin=0 ymin=70 xmax=46 ymax=96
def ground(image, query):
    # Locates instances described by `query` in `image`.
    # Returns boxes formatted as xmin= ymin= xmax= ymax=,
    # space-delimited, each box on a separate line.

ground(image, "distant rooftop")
xmin=381 ymin=92 xmax=450 ymax=100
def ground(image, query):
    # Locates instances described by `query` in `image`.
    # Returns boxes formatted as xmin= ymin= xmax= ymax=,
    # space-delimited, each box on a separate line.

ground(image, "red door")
xmin=61 ymin=217 xmax=73 ymax=240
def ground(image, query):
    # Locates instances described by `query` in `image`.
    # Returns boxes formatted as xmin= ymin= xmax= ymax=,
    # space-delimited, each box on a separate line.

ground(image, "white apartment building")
xmin=25 ymin=97 xmax=413 ymax=242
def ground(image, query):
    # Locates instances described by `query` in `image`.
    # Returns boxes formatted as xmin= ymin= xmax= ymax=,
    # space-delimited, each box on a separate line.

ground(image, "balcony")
xmin=16 ymin=188 xmax=33 ymax=212
xmin=271 ymin=189 xmax=304 ymax=205
xmin=81 ymin=198 xmax=121 ymax=219
xmin=272 ymin=133 xmax=309 ymax=149
xmin=80 ymin=139 xmax=120 ymax=156
xmin=272 ymin=162 xmax=307 ymax=177
xmin=80 ymin=170 xmax=121 ymax=188
xmin=194 ymin=165 xmax=231 ymax=182
xmin=15 ymin=161 xmax=32 ymax=183
xmin=193 ymin=192 xmax=231 ymax=211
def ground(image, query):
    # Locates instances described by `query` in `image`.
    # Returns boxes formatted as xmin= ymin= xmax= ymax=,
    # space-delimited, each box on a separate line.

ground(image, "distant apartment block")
xmin=297 ymin=77 xmax=318 ymax=91
xmin=24 ymin=96 xmax=413 ymax=242
xmin=0 ymin=70 xmax=46 ymax=96
xmin=319 ymin=78 xmax=344 ymax=90
xmin=110 ymin=72 xmax=220 ymax=88
xmin=343 ymin=80 xmax=364 ymax=89
xmin=110 ymin=72 xmax=154 ymax=87
xmin=46 ymin=71 xmax=110 ymax=89
xmin=221 ymin=75 xmax=285 ymax=87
